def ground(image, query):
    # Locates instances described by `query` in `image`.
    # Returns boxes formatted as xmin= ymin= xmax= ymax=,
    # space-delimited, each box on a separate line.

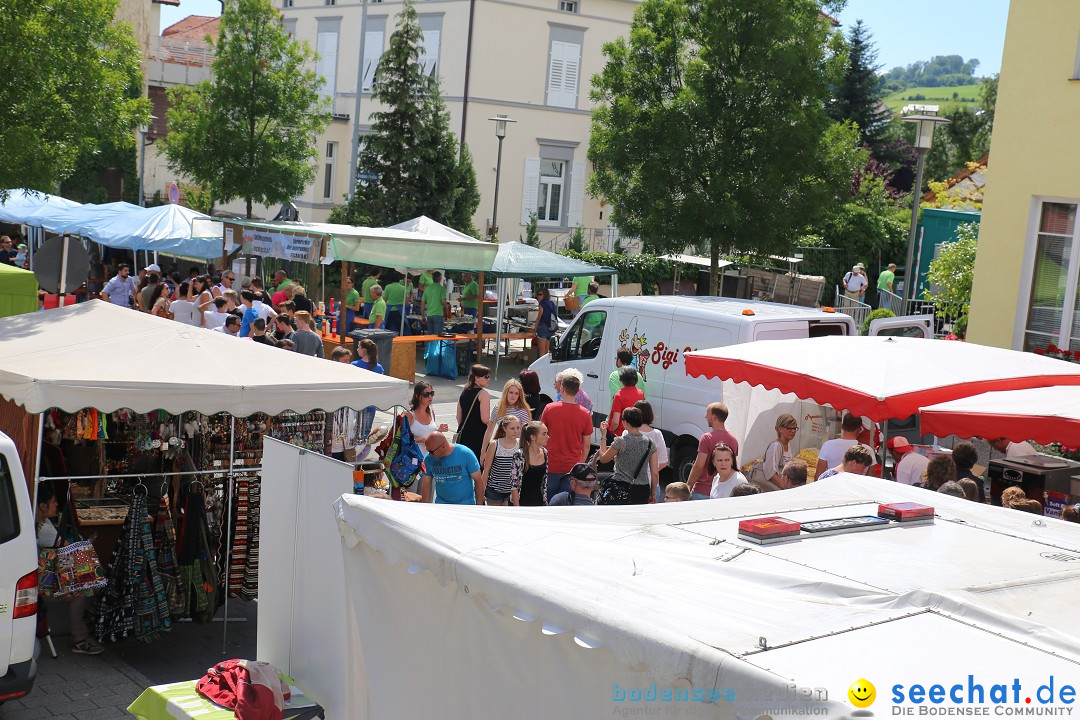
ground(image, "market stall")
xmin=317 ymin=477 xmax=1080 ymax=719
xmin=0 ymin=301 xmax=408 ymax=645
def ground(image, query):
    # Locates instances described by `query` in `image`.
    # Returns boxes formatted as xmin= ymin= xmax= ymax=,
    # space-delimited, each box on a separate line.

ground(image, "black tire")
xmin=670 ymin=440 xmax=698 ymax=486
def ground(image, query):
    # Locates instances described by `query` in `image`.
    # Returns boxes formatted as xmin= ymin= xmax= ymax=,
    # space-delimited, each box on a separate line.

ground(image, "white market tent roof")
xmin=660 ymin=253 xmax=734 ymax=270
xmin=334 ymin=476 xmax=1080 ymax=718
xmin=226 ymin=217 xmax=499 ymax=271
xmin=0 ymin=188 xmax=82 ymax=223
xmin=0 ymin=302 xmax=408 ymax=415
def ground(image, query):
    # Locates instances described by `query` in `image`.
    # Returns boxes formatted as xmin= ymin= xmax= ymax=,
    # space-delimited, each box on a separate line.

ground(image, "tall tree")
xmin=330 ymin=0 xmax=480 ymax=235
xmin=589 ymin=0 xmax=858 ymax=293
xmin=0 ymin=0 xmax=149 ymax=197
xmin=829 ymin=20 xmax=892 ymax=156
xmin=162 ymin=0 xmax=330 ymax=218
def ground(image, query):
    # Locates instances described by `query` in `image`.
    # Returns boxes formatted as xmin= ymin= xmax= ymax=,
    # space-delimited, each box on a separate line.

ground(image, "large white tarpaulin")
xmin=332 ymin=477 xmax=1080 ymax=719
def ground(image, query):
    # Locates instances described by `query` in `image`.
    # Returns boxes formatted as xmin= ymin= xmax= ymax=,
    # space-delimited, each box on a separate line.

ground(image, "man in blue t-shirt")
xmin=421 ymin=433 xmax=484 ymax=505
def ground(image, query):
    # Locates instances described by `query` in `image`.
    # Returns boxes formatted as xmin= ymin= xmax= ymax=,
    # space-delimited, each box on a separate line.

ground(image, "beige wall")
xmin=283 ymin=0 xmax=635 ymax=245
xmin=967 ymin=0 xmax=1080 ymax=349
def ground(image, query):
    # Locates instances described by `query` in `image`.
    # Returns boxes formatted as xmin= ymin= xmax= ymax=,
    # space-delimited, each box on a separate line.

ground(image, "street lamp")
xmin=901 ymin=112 xmax=950 ymax=304
xmin=138 ymin=116 xmax=157 ymax=207
xmin=487 ymin=114 xmax=516 ymax=241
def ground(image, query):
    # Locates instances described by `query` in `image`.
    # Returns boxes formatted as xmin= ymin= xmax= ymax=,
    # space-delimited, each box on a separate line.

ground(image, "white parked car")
xmin=0 ymin=431 xmax=37 ymax=703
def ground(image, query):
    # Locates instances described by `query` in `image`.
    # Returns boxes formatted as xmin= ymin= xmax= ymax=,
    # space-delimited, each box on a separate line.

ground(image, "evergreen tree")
xmin=330 ymin=0 xmax=480 ymax=233
xmin=829 ymin=20 xmax=892 ymax=155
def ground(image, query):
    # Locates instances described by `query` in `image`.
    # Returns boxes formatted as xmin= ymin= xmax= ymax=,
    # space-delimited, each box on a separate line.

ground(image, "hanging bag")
xmin=387 ymin=413 xmax=425 ymax=490
xmin=596 ymin=438 xmax=653 ymax=506
xmin=51 ymin=486 xmax=107 ymax=596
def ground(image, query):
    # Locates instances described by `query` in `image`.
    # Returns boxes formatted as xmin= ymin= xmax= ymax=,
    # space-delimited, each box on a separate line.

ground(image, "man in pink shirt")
xmin=540 ymin=372 xmax=593 ymax=503
xmin=687 ymin=402 xmax=739 ymax=500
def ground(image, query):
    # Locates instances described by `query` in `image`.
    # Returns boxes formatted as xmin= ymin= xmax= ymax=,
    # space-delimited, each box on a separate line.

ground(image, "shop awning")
xmin=0 ymin=302 xmax=409 ymax=415
xmin=0 ymin=189 xmax=82 ymax=223
xmin=919 ymin=386 xmax=1080 ymax=446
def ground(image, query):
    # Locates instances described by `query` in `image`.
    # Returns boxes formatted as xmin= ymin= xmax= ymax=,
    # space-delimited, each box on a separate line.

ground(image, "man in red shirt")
xmin=540 ymin=372 xmax=593 ymax=503
xmin=687 ymin=402 xmax=740 ymax=500
xmin=609 ymin=366 xmax=645 ymax=438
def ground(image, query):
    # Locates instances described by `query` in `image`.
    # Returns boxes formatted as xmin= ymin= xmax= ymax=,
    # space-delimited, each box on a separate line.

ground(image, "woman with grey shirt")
xmin=598 ymin=406 xmax=658 ymax=504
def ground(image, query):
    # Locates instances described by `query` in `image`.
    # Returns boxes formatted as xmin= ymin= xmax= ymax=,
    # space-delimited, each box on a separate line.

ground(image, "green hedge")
xmin=560 ymin=251 xmax=675 ymax=295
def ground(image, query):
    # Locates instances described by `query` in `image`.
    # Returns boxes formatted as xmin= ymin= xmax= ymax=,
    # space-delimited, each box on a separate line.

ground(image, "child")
xmin=664 ymin=482 xmax=691 ymax=502
xmin=481 ymin=415 xmax=521 ymax=506
xmin=511 ymin=421 xmax=548 ymax=507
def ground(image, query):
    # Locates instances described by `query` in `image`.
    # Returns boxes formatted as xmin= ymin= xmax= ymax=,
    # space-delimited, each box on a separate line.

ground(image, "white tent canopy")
xmin=333 ymin=477 xmax=1080 ymax=718
xmin=0 ymin=302 xmax=408 ymax=415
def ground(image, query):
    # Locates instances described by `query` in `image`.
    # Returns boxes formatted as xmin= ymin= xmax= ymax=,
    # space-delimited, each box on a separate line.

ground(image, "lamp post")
xmin=487 ymin=114 xmax=516 ymax=241
xmin=138 ymin=116 xmax=157 ymax=207
xmin=901 ymin=112 xmax=950 ymax=305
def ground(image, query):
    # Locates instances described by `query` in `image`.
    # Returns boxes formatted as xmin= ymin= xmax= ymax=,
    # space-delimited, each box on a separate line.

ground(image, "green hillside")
xmin=882 ymin=84 xmax=983 ymax=113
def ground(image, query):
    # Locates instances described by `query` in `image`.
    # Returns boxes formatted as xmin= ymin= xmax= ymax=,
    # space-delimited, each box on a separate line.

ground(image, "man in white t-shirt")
xmin=816 ymin=413 xmax=862 ymax=478
xmin=887 ymin=436 xmax=930 ymax=485
xmin=842 ymin=265 xmax=868 ymax=301
xmin=989 ymin=437 xmax=1038 ymax=458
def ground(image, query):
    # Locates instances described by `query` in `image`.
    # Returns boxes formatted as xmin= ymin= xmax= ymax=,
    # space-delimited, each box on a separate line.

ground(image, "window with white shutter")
xmin=323 ymin=142 xmax=337 ymax=201
xmin=566 ymin=161 xmax=585 ymax=227
xmin=537 ymin=160 xmax=565 ymax=226
xmin=316 ymin=29 xmax=339 ymax=102
xmin=520 ymin=158 xmax=541 ymax=225
xmin=419 ymin=30 xmax=441 ymax=78
xmin=546 ymin=40 xmax=581 ymax=108
xmin=362 ymin=30 xmax=384 ymax=92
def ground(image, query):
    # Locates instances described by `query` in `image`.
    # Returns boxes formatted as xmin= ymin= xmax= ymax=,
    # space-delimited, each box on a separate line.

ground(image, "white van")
xmin=529 ymin=296 xmax=931 ymax=482
xmin=0 ymin=431 xmax=37 ymax=702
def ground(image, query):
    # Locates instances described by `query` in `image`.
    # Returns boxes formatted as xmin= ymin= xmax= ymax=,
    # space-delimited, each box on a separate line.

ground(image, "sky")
xmin=161 ymin=0 xmax=1011 ymax=77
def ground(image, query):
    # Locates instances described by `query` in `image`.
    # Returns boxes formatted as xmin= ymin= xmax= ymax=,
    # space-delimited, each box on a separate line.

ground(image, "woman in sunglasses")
xmin=406 ymin=381 xmax=448 ymax=443
xmin=456 ymin=364 xmax=491 ymax=461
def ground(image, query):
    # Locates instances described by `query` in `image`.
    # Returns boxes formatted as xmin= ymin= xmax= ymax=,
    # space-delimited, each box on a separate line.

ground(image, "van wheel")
xmin=670 ymin=441 xmax=698 ymax=486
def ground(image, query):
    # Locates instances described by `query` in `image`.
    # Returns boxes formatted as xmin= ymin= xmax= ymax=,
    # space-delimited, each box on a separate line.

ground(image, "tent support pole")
xmin=475 ymin=271 xmax=484 ymax=359
xmin=494 ymin=278 xmax=505 ymax=377
xmin=222 ymin=418 xmax=236 ymax=654
xmin=32 ymin=413 xmax=44 ymax=508
xmin=881 ymin=419 xmax=889 ymax=480
xmin=611 ymin=272 xmax=619 ymax=298
xmin=400 ymin=269 xmax=410 ymax=338
xmin=58 ymin=234 xmax=70 ymax=306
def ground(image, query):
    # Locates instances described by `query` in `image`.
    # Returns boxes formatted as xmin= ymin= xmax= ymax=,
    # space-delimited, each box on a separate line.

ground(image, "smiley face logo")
xmin=848 ymin=679 xmax=876 ymax=708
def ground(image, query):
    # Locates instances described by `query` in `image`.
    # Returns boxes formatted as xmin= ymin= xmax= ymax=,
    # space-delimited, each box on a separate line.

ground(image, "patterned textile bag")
xmin=386 ymin=415 xmax=424 ymax=490
xmin=56 ymin=541 xmax=108 ymax=595
xmin=37 ymin=548 xmax=60 ymax=598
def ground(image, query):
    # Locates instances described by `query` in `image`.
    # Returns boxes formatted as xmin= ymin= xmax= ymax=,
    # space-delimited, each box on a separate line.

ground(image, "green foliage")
xmin=566 ymin=225 xmax=587 ymax=253
xmin=519 ymin=211 xmax=540 ymax=247
xmin=163 ymin=0 xmax=330 ymax=218
xmin=922 ymin=104 xmax=991 ymax=187
xmin=181 ymin=184 xmax=215 ymax=214
xmin=0 ymin=0 xmax=149 ymax=196
xmin=330 ymin=1 xmax=479 ymax=234
xmin=829 ymin=20 xmax=892 ymax=155
xmin=60 ymin=140 xmax=139 ymax=205
xmin=979 ymin=75 xmax=998 ymax=130
xmin=881 ymin=84 xmax=983 ymax=112
xmin=589 ymin=0 xmax=855 ymax=295
xmin=881 ymin=55 xmax=982 ymax=90
xmin=561 ymin=251 xmax=674 ymax=295
xmin=861 ymin=308 xmax=896 ymax=335
xmin=923 ymin=221 xmax=979 ymax=319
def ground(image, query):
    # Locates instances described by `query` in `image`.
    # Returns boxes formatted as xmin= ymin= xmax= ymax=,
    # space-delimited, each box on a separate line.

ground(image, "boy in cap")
xmin=548 ymin=463 xmax=598 ymax=506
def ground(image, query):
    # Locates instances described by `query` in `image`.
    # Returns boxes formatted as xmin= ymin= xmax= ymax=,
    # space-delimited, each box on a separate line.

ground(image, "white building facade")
xmin=281 ymin=0 xmax=636 ymax=250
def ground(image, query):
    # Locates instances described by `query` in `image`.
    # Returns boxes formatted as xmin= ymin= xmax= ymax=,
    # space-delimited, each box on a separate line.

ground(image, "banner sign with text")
xmin=224 ymin=222 xmax=325 ymax=264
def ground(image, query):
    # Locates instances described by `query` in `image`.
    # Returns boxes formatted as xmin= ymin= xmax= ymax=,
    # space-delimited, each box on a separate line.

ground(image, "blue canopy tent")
xmin=47 ymin=204 xmax=223 ymax=259
xmin=0 ymin=189 xmax=82 ymax=224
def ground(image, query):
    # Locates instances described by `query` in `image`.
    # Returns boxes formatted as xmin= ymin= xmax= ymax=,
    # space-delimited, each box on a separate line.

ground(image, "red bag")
xmin=196 ymin=659 xmax=290 ymax=720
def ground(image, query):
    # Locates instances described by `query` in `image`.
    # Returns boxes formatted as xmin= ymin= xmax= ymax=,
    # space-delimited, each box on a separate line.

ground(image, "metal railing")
xmin=877 ymin=289 xmax=904 ymax=316
xmin=834 ymin=286 xmax=872 ymax=330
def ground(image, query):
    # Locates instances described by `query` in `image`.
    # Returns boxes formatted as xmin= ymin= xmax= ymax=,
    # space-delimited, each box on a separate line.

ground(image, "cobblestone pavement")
xmin=0 ymin=600 xmax=257 ymax=720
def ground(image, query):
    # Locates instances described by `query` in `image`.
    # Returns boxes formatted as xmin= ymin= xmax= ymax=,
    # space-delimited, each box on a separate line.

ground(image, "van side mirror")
xmin=551 ymin=338 xmax=564 ymax=361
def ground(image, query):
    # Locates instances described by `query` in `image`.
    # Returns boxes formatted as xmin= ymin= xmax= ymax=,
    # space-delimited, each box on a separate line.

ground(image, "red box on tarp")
xmin=877 ymin=502 xmax=934 ymax=521
xmin=738 ymin=516 xmax=801 ymax=538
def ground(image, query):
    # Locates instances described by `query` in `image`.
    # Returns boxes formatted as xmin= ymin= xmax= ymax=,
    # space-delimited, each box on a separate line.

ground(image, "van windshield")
xmin=0 ymin=454 xmax=19 ymax=545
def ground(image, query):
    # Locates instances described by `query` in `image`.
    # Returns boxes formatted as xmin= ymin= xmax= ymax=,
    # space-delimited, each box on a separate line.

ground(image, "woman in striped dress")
xmin=482 ymin=379 xmax=532 ymax=449
xmin=481 ymin=415 xmax=521 ymax=506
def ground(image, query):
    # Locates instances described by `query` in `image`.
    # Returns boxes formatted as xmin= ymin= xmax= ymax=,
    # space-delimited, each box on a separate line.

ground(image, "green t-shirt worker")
xmin=360 ymin=269 xmax=381 ymax=317
xmin=369 ymin=285 xmax=387 ymax=329
xmin=460 ymin=272 xmax=480 ymax=317
xmin=422 ymin=271 xmax=447 ymax=335
xmin=343 ymin=275 xmax=362 ymax=334
xmin=608 ymin=349 xmax=647 ymax=401
xmin=570 ymin=274 xmax=593 ymax=314
xmin=876 ymin=263 xmax=897 ymax=308
xmin=382 ymin=278 xmax=408 ymax=334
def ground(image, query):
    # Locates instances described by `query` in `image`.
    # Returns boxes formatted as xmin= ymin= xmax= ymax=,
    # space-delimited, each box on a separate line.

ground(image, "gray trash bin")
xmin=347 ymin=327 xmax=397 ymax=367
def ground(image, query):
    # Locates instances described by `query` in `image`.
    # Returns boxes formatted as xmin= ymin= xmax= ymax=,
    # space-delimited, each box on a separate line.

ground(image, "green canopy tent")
xmin=0 ymin=264 xmax=38 ymax=318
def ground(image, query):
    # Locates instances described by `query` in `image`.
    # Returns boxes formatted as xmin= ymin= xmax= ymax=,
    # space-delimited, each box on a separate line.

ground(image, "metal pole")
xmin=494 ymin=278 xmax=505 ymax=377
xmin=58 ymin=234 xmax=70 ymax=306
xmin=222 ymin=418 xmax=236 ymax=653
xmin=32 ymin=414 xmax=45 ymax=509
xmin=139 ymin=129 xmax=147 ymax=208
xmin=903 ymin=148 xmax=928 ymax=306
xmin=880 ymin=419 xmax=889 ymax=480
xmin=347 ymin=0 xmax=371 ymax=203
xmin=475 ymin=270 xmax=485 ymax=359
xmin=490 ymin=134 xmax=504 ymax=241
